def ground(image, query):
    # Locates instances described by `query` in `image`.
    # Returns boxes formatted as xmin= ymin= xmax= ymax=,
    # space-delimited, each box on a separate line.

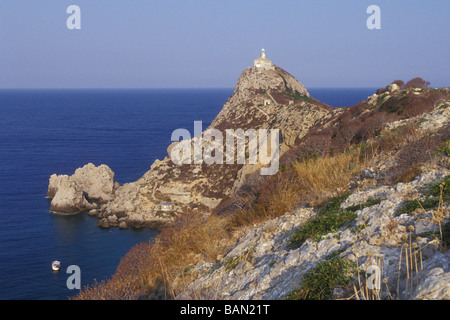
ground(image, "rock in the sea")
xmin=118 ymin=221 xmax=128 ymax=229
xmin=107 ymin=214 xmax=118 ymax=226
xmin=97 ymin=218 xmax=110 ymax=229
xmin=49 ymin=176 xmax=91 ymax=214
xmin=47 ymin=174 xmax=70 ymax=198
xmin=47 ymin=163 xmax=116 ymax=214
xmin=88 ymin=209 xmax=99 ymax=216
xmin=70 ymin=163 xmax=115 ymax=202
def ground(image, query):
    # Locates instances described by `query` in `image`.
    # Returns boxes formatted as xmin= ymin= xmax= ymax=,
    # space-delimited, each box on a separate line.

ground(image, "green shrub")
xmin=324 ymin=249 xmax=345 ymax=261
xmin=422 ymin=175 xmax=449 ymax=200
xmin=442 ymin=222 xmax=450 ymax=248
xmin=436 ymin=141 xmax=450 ymax=157
xmin=397 ymin=197 xmax=440 ymax=216
xmin=375 ymin=93 xmax=389 ymax=106
xmin=344 ymin=197 xmax=383 ymax=213
xmin=286 ymin=257 xmax=356 ymax=300
xmin=288 ymin=193 xmax=357 ymax=248
xmin=378 ymin=94 xmax=409 ymax=114
xmin=396 ymin=175 xmax=449 ymax=216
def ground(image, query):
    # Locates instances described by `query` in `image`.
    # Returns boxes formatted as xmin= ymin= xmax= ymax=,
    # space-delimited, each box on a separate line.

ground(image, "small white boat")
xmin=52 ymin=261 xmax=61 ymax=271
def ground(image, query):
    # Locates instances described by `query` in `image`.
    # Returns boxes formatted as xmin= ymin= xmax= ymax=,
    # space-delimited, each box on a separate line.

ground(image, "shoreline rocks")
xmin=48 ymin=175 xmax=91 ymax=214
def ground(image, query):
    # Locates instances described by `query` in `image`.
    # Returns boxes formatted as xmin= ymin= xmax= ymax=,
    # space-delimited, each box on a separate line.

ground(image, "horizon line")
xmin=0 ymin=86 xmax=385 ymax=90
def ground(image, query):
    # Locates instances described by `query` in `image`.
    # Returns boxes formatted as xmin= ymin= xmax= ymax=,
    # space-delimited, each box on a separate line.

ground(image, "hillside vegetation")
xmin=74 ymin=78 xmax=450 ymax=300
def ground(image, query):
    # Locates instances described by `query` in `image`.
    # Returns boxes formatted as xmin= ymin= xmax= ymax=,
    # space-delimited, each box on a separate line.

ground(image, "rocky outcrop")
xmin=48 ymin=175 xmax=91 ymax=214
xmin=47 ymin=163 xmax=116 ymax=214
xmin=70 ymin=163 xmax=116 ymax=202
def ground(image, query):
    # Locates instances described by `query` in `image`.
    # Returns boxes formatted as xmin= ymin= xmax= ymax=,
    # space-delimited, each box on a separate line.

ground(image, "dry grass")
xmin=230 ymin=171 xmax=302 ymax=228
xmin=73 ymin=211 xmax=232 ymax=300
xmin=292 ymin=151 xmax=362 ymax=205
xmin=148 ymin=212 xmax=236 ymax=298
xmin=360 ymin=123 xmax=420 ymax=161
xmin=166 ymin=149 xmax=367 ymax=297
xmin=72 ymin=242 xmax=153 ymax=300
xmin=151 ymin=212 xmax=230 ymax=297
xmin=230 ymin=148 xmax=365 ymax=230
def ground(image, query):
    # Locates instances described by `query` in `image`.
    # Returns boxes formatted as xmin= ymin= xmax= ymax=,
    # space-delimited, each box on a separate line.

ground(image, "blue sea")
xmin=0 ymin=87 xmax=376 ymax=300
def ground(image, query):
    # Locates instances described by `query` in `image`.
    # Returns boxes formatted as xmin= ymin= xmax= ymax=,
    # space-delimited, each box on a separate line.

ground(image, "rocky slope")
xmin=173 ymin=98 xmax=450 ymax=300
xmin=47 ymin=63 xmax=332 ymax=229
xmin=178 ymin=170 xmax=450 ymax=300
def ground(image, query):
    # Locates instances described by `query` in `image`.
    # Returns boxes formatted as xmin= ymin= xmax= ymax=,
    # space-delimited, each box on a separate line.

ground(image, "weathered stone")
xmin=47 ymin=174 xmax=69 ymax=198
xmin=118 ymin=221 xmax=128 ymax=229
xmin=48 ymin=163 xmax=116 ymax=214
xmin=97 ymin=218 xmax=110 ymax=229
xmin=412 ymin=267 xmax=450 ymax=300
xmin=88 ymin=209 xmax=98 ymax=216
xmin=49 ymin=177 xmax=91 ymax=214
xmin=388 ymin=83 xmax=400 ymax=93
xmin=71 ymin=163 xmax=115 ymax=202
xmin=123 ymin=201 xmax=136 ymax=213
xmin=107 ymin=215 xmax=118 ymax=224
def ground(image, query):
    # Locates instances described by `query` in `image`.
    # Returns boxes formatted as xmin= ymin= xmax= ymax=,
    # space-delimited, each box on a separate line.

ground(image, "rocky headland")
xmin=51 ymin=52 xmax=450 ymax=300
xmin=48 ymin=59 xmax=332 ymax=230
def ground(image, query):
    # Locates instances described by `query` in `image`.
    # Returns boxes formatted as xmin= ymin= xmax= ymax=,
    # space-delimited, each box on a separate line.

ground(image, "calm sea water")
xmin=0 ymin=87 xmax=376 ymax=300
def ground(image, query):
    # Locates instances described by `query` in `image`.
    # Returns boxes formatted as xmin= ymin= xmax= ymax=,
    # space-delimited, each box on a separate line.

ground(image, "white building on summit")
xmin=254 ymin=48 xmax=274 ymax=70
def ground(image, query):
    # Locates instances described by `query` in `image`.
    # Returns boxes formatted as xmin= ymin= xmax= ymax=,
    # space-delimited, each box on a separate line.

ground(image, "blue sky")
xmin=0 ymin=0 xmax=449 ymax=88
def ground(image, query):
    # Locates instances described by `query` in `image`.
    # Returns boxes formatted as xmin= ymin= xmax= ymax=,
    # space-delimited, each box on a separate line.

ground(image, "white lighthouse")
xmin=261 ymin=48 xmax=266 ymax=59
xmin=254 ymin=48 xmax=274 ymax=70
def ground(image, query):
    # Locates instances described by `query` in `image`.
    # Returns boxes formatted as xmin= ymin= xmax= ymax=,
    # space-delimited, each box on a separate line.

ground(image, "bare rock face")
xmin=411 ymin=266 xmax=450 ymax=300
xmin=71 ymin=163 xmax=115 ymax=202
xmin=47 ymin=174 xmax=70 ymax=198
xmin=208 ymin=65 xmax=332 ymax=189
xmin=47 ymin=163 xmax=116 ymax=214
xmin=49 ymin=176 xmax=91 ymax=214
xmin=232 ymin=65 xmax=309 ymax=101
